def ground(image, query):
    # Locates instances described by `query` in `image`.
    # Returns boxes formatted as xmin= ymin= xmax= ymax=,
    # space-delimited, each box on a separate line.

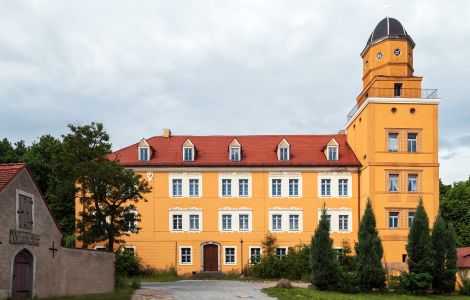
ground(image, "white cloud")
xmin=0 ymin=0 xmax=469 ymax=183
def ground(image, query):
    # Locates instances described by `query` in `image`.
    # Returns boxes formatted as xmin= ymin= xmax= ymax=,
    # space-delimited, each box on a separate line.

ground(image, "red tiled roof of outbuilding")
xmin=108 ymin=134 xmax=361 ymax=168
xmin=457 ymin=247 xmax=470 ymax=268
xmin=0 ymin=163 xmax=26 ymax=192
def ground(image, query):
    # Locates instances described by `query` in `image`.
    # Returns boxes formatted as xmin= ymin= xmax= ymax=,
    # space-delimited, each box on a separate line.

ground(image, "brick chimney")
xmin=163 ymin=128 xmax=171 ymax=138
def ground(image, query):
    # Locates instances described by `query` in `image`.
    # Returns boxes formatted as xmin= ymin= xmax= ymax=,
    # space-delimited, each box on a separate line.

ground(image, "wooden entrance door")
xmin=12 ymin=250 xmax=32 ymax=299
xmin=203 ymin=244 xmax=218 ymax=271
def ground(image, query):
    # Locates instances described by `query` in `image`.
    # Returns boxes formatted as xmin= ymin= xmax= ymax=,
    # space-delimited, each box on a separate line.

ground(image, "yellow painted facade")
xmin=75 ymin=17 xmax=440 ymax=275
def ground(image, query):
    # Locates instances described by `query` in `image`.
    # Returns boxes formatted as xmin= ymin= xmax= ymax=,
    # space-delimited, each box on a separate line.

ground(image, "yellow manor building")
xmin=76 ymin=17 xmax=440 ymax=274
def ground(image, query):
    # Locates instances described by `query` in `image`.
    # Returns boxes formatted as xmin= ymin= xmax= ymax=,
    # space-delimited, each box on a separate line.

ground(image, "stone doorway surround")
xmin=200 ymin=241 xmax=220 ymax=272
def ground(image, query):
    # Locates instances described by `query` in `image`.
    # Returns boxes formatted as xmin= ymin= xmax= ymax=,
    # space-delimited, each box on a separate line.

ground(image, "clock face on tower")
xmin=376 ymin=52 xmax=383 ymax=59
xmin=394 ymin=48 xmax=401 ymax=56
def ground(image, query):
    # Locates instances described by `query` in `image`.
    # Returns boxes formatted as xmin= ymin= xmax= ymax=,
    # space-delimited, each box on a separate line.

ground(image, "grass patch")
xmin=264 ymin=287 xmax=470 ymax=300
xmin=41 ymin=286 xmax=135 ymax=300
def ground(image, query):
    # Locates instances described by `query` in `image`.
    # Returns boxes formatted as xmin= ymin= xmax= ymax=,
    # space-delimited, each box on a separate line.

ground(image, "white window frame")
xmin=239 ymin=214 xmax=249 ymax=231
xmin=338 ymin=215 xmax=349 ymax=231
xmin=269 ymin=173 xmax=303 ymax=198
xmin=249 ymin=246 xmax=262 ymax=264
xmin=238 ymin=179 xmax=249 ymax=197
xmin=276 ymin=247 xmax=288 ymax=259
xmin=289 ymin=214 xmax=300 ymax=231
xmin=389 ymin=133 xmax=399 ymax=152
xmin=408 ymin=174 xmax=418 ymax=192
xmin=389 ymin=174 xmax=399 ymax=192
xmin=94 ymin=246 xmax=106 ymax=251
xmin=183 ymin=146 xmax=194 ymax=161
xmin=223 ymin=246 xmax=237 ymax=265
xmin=179 ymin=246 xmax=193 ymax=265
xmin=218 ymin=173 xmax=252 ymax=198
xmin=230 ymin=147 xmax=241 ymax=161
xmin=389 ymin=212 xmax=399 ymax=229
xmin=138 ymin=146 xmax=150 ymax=161
xmin=317 ymin=208 xmax=352 ymax=233
xmin=407 ymin=133 xmax=418 ymax=153
xmin=318 ymin=173 xmax=352 ymax=198
xmin=189 ymin=214 xmax=200 ymax=231
xmin=288 ymin=179 xmax=299 ymax=197
xmin=221 ymin=179 xmax=232 ymax=197
xmin=123 ymin=246 xmax=137 ymax=255
xmin=338 ymin=179 xmax=349 ymax=197
xmin=269 ymin=208 xmax=303 ymax=233
xmin=221 ymin=214 xmax=232 ymax=231
xmin=189 ymin=179 xmax=200 ymax=197
xmin=218 ymin=209 xmax=253 ymax=232
xmin=169 ymin=208 xmax=203 ymax=232
xmin=169 ymin=173 xmax=203 ymax=198
xmin=278 ymin=147 xmax=290 ymax=161
xmin=327 ymin=146 xmax=339 ymax=160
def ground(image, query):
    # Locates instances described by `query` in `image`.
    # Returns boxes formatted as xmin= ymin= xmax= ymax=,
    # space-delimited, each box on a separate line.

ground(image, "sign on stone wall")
xmin=10 ymin=229 xmax=40 ymax=246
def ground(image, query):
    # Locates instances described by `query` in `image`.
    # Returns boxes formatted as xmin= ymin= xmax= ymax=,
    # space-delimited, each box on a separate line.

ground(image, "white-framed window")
xmin=272 ymin=214 xmax=282 ymax=231
xmin=224 ymin=247 xmax=237 ymax=265
xmin=389 ymin=212 xmax=399 ymax=229
xmin=169 ymin=173 xmax=203 ymax=198
xmin=172 ymin=214 xmax=183 ymax=231
xmin=222 ymin=214 xmax=232 ymax=231
xmin=327 ymin=146 xmax=338 ymax=160
xmin=230 ymin=147 xmax=241 ymax=161
xmin=138 ymin=147 xmax=149 ymax=161
xmin=279 ymin=147 xmax=289 ymax=161
xmin=183 ymin=147 xmax=193 ymax=161
xmin=179 ymin=246 xmax=192 ymax=265
xmin=321 ymin=179 xmax=331 ymax=197
xmin=339 ymin=215 xmax=349 ymax=231
xmin=172 ymin=179 xmax=183 ymax=197
xmin=189 ymin=179 xmax=199 ymax=197
xmin=318 ymin=208 xmax=352 ymax=233
xmin=272 ymin=179 xmax=282 ymax=197
xmin=218 ymin=209 xmax=253 ymax=232
xmin=169 ymin=209 xmax=203 ymax=232
xmin=289 ymin=179 xmax=299 ymax=197
xmin=408 ymin=174 xmax=418 ymax=192
xmin=123 ymin=246 xmax=136 ymax=255
xmin=389 ymin=133 xmax=399 ymax=152
xmin=222 ymin=179 xmax=232 ymax=197
xmin=249 ymin=247 xmax=262 ymax=264
xmin=276 ymin=247 xmax=288 ymax=259
xmin=338 ymin=179 xmax=348 ymax=197
xmin=239 ymin=214 xmax=249 ymax=231
xmin=189 ymin=214 xmax=200 ymax=231
xmin=389 ymin=174 xmax=399 ymax=192
xmin=408 ymin=133 xmax=417 ymax=153
xmin=94 ymin=246 xmax=106 ymax=251
xmin=408 ymin=211 xmax=415 ymax=228
xmin=289 ymin=214 xmax=299 ymax=231
xmin=239 ymin=179 xmax=249 ymax=197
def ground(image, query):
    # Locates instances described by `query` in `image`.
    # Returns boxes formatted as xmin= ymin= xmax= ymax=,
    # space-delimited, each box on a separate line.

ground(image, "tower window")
xmin=407 ymin=133 xmax=417 ymax=152
xmin=389 ymin=212 xmax=399 ymax=228
xmin=394 ymin=48 xmax=401 ymax=56
xmin=388 ymin=174 xmax=399 ymax=192
xmin=394 ymin=83 xmax=403 ymax=97
xmin=388 ymin=133 xmax=399 ymax=152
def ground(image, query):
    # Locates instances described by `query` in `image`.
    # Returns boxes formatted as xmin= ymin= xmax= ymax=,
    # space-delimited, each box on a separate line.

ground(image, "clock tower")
xmin=358 ymin=17 xmax=423 ymax=108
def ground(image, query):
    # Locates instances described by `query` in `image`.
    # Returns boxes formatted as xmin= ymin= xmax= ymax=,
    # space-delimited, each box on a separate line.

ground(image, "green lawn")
xmin=41 ymin=287 xmax=134 ymax=300
xmin=264 ymin=287 xmax=470 ymax=300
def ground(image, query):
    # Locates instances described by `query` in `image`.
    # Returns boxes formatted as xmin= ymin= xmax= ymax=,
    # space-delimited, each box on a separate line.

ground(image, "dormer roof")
xmin=229 ymin=139 xmax=241 ymax=148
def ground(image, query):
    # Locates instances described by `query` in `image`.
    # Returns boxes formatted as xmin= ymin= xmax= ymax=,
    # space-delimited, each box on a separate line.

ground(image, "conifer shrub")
xmin=115 ymin=250 xmax=142 ymax=277
xmin=310 ymin=205 xmax=340 ymax=290
xmin=355 ymin=199 xmax=386 ymax=291
xmin=431 ymin=216 xmax=457 ymax=293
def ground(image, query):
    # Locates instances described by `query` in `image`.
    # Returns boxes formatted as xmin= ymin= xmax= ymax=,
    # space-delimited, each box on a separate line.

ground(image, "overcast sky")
xmin=0 ymin=0 xmax=469 ymax=184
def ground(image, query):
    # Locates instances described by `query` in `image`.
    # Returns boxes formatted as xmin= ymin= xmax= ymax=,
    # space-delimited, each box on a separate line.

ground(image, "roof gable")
xmin=0 ymin=163 xmax=26 ymax=192
xmin=182 ymin=139 xmax=194 ymax=148
xmin=138 ymin=138 xmax=150 ymax=147
xmin=229 ymin=139 xmax=241 ymax=148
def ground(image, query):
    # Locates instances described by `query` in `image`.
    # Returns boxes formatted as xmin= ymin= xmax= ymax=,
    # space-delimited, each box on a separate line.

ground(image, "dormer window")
xmin=229 ymin=139 xmax=241 ymax=161
xmin=325 ymin=138 xmax=339 ymax=161
xmin=277 ymin=139 xmax=290 ymax=161
xmin=182 ymin=139 xmax=195 ymax=162
xmin=138 ymin=138 xmax=151 ymax=161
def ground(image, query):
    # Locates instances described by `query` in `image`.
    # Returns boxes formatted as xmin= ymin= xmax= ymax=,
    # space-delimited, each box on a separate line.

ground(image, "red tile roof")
xmin=457 ymin=247 xmax=470 ymax=268
xmin=109 ymin=134 xmax=361 ymax=167
xmin=0 ymin=163 xmax=26 ymax=192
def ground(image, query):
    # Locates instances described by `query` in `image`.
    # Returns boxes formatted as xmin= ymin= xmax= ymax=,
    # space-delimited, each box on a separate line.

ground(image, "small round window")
xmin=410 ymin=108 xmax=416 ymax=115
xmin=394 ymin=48 xmax=401 ymax=56
xmin=391 ymin=107 xmax=397 ymax=114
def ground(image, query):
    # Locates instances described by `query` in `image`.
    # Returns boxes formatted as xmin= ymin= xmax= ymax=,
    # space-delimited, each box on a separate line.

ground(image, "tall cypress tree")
xmin=407 ymin=199 xmax=433 ymax=274
xmin=310 ymin=205 xmax=339 ymax=290
xmin=431 ymin=215 xmax=447 ymax=292
xmin=444 ymin=224 xmax=457 ymax=293
xmin=355 ymin=199 xmax=386 ymax=290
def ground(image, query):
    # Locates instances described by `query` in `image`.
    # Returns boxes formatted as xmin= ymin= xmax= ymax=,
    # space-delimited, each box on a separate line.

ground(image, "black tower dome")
xmin=361 ymin=17 xmax=415 ymax=56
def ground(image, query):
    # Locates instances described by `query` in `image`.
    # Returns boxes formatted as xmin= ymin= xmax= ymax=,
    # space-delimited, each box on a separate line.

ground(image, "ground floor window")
xmin=224 ymin=247 xmax=236 ymax=265
xmin=250 ymin=247 xmax=261 ymax=264
xmin=123 ymin=246 xmax=136 ymax=255
xmin=276 ymin=247 xmax=287 ymax=259
xmin=180 ymin=247 xmax=192 ymax=265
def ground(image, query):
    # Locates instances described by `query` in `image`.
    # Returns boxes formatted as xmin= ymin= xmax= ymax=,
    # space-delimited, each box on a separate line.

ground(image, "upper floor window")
xmin=338 ymin=179 xmax=348 ymax=197
xmin=289 ymin=214 xmax=299 ymax=231
xmin=388 ymin=174 xmax=399 ymax=192
xmin=239 ymin=214 xmax=249 ymax=231
xmin=408 ymin=174 xmax=418 ymax=192
xmin=408 ymin=133 xmax=417 ymax=152
xmin=339 ymin=215 xmax=349 ymax=231
xmin=321 ymin=179 xmax=331 ymax=197
xmin=389 ymin=212 xmax=399 ymax=229
xmin=222 ymin=214 xmax=232 ymax=231
xmin=230 ymin=147 xmax=241 ymax=161
xmin=222 ymin=179 xmax=232 ymax=197
xmin=272 ymin=214 xmax=282 ymax=231
xmin=408 ymin=211 xmax=415 ymax=227
xmin=327 ymin=146 xmax=338 ymax=160
xmin=172 ymin=214 xmax=183 ymax=231
xmin=289 ymin=179 xmax=299 ymax=197
xmin=189 ymin=214 xmax=200 ymax=231
xmin=325 ymin=214 xmax=331 ymax=231
xmin=272 ymin=179 xmax=282 ymax=197
xmin=394 ymin=83 xmax=403 ymax=97
xmin=182 ymin=139 xmax=195 ymax=161
xmin=239 ymin=179 xmax=249 ymax=197
xmin=138 ymin=147 xmax=149 ymax=161
xmin=389 ymin=133 xmax=398 ymax=152
xmin=277 ymin=139 xmax=290 ymax=161
xmin=189 ymin=179 xmax=199 ymax=197
xmin=172 ymin=179 xmax=183 ymax=197
xmin=18 ymin=193 xmax=33 ymax=230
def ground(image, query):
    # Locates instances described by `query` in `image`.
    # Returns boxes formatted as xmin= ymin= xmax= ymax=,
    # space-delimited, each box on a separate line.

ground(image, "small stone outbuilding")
xmin=0 ymin=164 xmax=115 ymax=299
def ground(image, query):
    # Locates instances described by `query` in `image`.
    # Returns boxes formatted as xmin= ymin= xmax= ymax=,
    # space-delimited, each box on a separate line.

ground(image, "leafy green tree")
xmin=76 ymin=159 xmax=151 ymax=251
xmin=310 ymin=205 xmax=339 ymax=290
xmin=441 ymin=177 xmax=470 ymax=246
xmin=355 ymin=199 xmax=386 ymax=290
xmin=404 ymin=199 xmax=433 ymax=293
xmin=0 ymin=138 xmax=24 ymax=163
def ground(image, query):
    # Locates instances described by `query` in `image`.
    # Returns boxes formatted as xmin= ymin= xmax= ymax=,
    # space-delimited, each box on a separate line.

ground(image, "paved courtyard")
xmin=135 ymin=280 xmax=277 ymax=300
